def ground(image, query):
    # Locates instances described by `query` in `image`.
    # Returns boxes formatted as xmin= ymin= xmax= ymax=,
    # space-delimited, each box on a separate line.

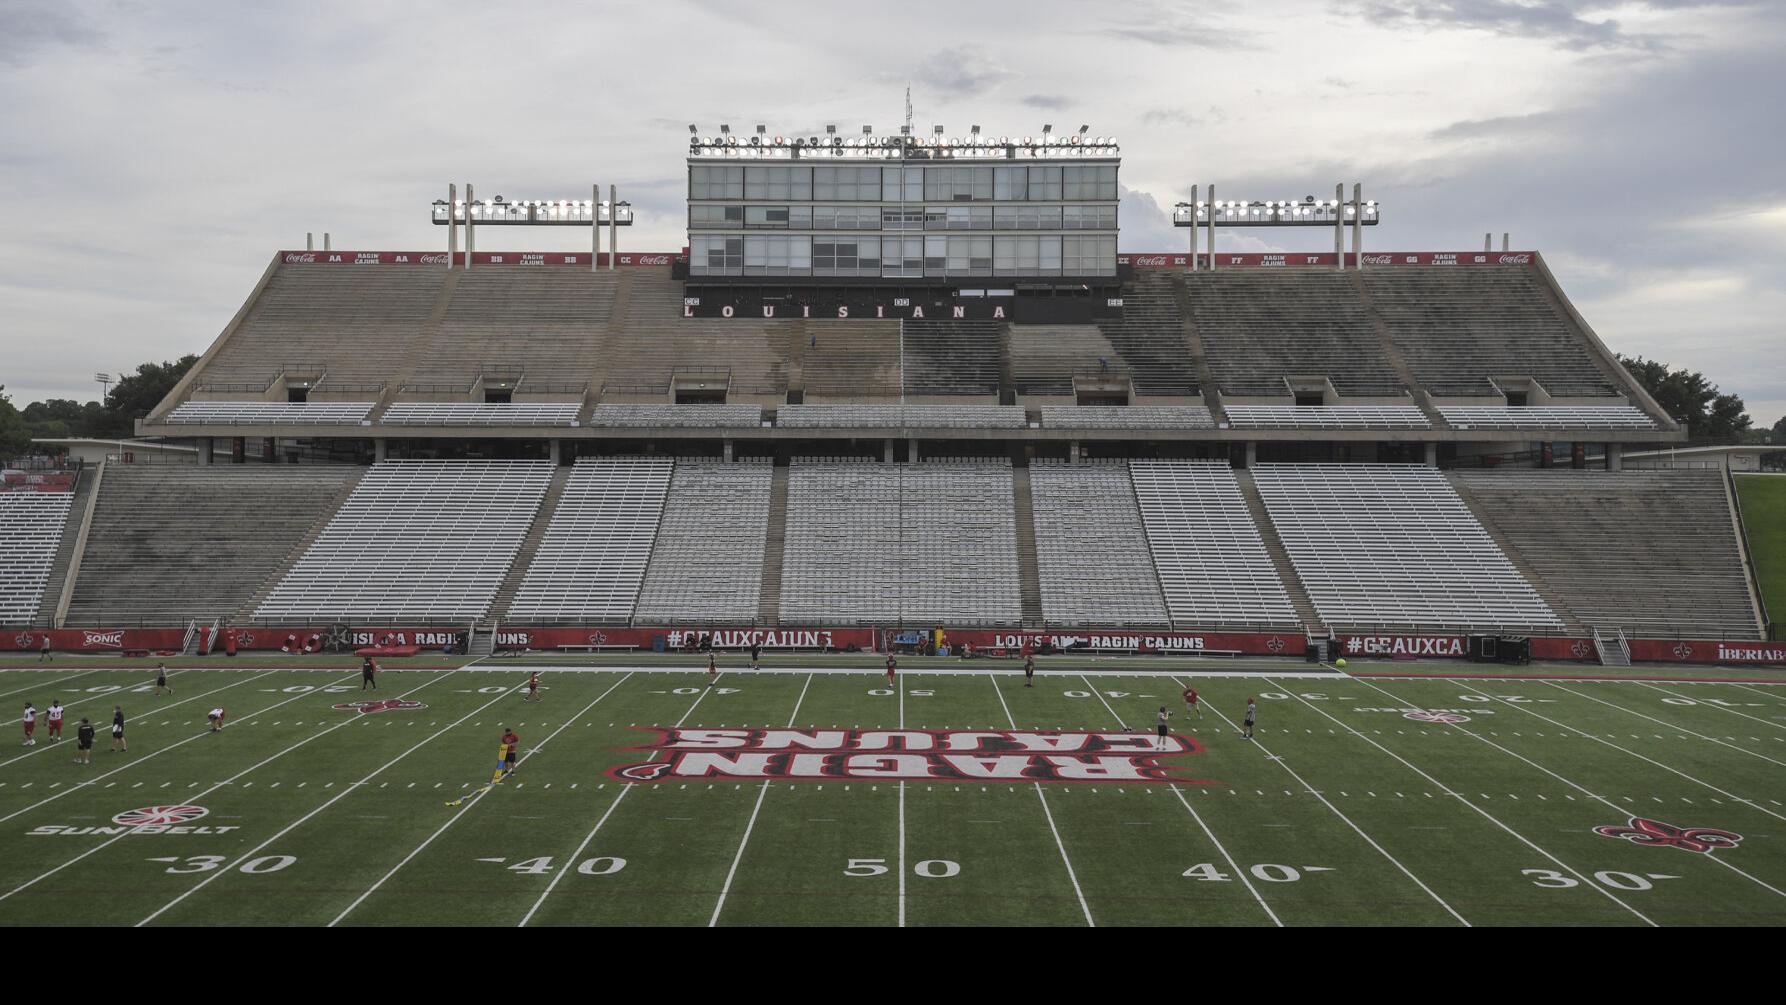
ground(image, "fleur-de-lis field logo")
xmin=1594 ymin=816 xmax=1741 ymax=854
xmin=1404 ymin=710 xmax=1470 ymax=724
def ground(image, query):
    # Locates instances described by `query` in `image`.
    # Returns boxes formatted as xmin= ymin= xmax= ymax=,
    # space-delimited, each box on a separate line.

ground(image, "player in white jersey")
xmin=46 ymin=700 xmax=64 ymax=742
xmin=208 ymin=708 xmax=226 ymax=732
xmin=22 ymin=703 xmax=36 ymax=746
xmin=1155 ymin=706 xmax=1172 ymax=750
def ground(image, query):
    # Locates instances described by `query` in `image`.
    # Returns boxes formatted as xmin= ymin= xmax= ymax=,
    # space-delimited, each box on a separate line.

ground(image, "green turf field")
xmin=1 ymin=660 xmax=1783 ymax=926
xmin=1736 ymin=473 xmax=1785 ymax=631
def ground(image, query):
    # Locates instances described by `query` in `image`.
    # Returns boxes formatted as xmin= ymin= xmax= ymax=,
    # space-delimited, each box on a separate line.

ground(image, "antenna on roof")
xmin=904 ymin=84 xmax=913 ymax=135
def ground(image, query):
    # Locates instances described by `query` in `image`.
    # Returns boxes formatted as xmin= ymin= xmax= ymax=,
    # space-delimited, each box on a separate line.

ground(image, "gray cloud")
xmin=1020 ymin=94 xmax=1072 ymax=111
xmin=900 ymin=46 xmax=1017 ymax=98
xmin=0 ymin=0 xmax=104 ymax=67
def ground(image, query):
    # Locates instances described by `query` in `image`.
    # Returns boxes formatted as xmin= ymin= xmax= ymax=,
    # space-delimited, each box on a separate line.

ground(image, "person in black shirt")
xmin=74 ymin=718 xmax=95 ymax=764
xmin=750 ymin=642 xmax=761 ymax=672
xmin=361 ymin=657 xmax=378 ymax=691
xmin=110 ymin=706 xmax=127 ymax=753
xmin=155 ymin=664 xmax=172 ymax=696
xmin=1023 ymin=655 xmax=1036 ymax=688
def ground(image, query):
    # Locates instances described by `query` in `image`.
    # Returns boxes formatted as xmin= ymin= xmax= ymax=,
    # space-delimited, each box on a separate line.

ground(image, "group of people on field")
xmin=21 ymin=664 xmax=224 ymax=764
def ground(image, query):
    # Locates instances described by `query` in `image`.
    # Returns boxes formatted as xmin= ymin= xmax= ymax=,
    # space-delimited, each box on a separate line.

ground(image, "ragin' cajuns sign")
xmin=611 ymin=727 xmax=1212 ymax=786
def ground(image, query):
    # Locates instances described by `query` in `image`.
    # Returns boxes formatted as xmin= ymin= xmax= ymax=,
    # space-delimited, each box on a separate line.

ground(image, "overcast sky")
xmin=2 ymin=0 xmax=1780 ymax=425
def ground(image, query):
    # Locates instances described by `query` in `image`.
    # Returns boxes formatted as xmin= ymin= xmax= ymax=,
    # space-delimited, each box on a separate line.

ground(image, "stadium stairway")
xmin=585 ymin=270 xmax=637 ymax=410
xmin=1350 ymin=271 xmax=1447 ymax=426
xmin=757 ymin=463 xmax=790 ymax=625
xmin=1010 ymin=466 xmax=1046 ymax=628
xmin=33 ymin=467 xmax=98 ymax=627
xmin=378 ymin=269 xmax=461 ymax=411
xmin=1446 ymin=476 xmax=1588 ymax=636
xmin=1165 ymin=276 xmax=1227 ymax=423
xmin=1232 ymin=470 xmax=1324 ymax=635
xmin=232 ymin=468 xmax=367 ymax=623
xmin=484 ymin=465 xmax=574 ymax=625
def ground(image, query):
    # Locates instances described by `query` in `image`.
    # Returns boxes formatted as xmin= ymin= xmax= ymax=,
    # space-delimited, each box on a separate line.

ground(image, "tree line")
xmin=1 ymin=356 xmax=198 ymax=458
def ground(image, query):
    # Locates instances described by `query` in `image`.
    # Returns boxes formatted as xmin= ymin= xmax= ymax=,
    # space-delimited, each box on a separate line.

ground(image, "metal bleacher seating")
xmin=1252 ymin=463 xmax=1563 ymax=632
xmin=382 ymin=403 xmax=580 ymax=426
xmin=0 ymin=491 xmax=73 ymax=625
xmin=635 ymin=459 xmax=773 ymax=625
xmin=197 ymin=267 xmax=445 ymax=389
xmin=255 ymin=460 xmax=551 ymax=622
xmin=900 ymin=319 xmax=1002 ymax=396
xmin=779 ymin=459 xmax=1021 ymax=625
xmin=1008 ymin=324 xmax=1120 ymax=397
xmin=67 ymin=466 xmax=361 ymax=626
xmin=164 ymin=402 xmax=372 ymax=425
xmin=777 ymin=405 xmax=1025 ymax=429
xmin=1187 ymin=270 xmax=1405 ymax=397
xmin=507 ymin=457 xmax=674 ymax=623
xmin=586 ymin=405 xmax=763 ymax=428
xmin=603 ymin=272 xmax=789 ymax=398
xmin=801 ymin=320 xmax=902 ymax=400
xmin=1452 ymin=470 xmax=1761 ymax=639
xmin=1040 ymin=406 xmax=1215 ymax=430
xmin=1438 ymin=406 xmax=1657 ymax=430
xmin=1094 ymin=273 xmax=1200 ymax=396
xmin=1028 ymin=460 xmax=1169 ymax=627
xmin=1128 ymin=460 xmax=1300 ymax=628
xmin=1363 ymin=267 xmax=1619 ymax=396
xmin=406 ymin=268 xmax=618 ymax=387
xmin=1225 ymin=406 xmax=1431 ymax=430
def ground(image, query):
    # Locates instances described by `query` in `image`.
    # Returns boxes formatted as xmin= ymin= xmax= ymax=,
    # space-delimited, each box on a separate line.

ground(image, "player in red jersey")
xmin=1182 ymin=685 xmax=1201 ymax=719
xmin=706 ymin=652 xmax=718 ymax=687
xmin=885 ymin=653 xmax=897 ymax=687
xmin=500 ymin=727 xmax=520 ymax=776
xmin=524 ymin=671 xmax=541 ymax=702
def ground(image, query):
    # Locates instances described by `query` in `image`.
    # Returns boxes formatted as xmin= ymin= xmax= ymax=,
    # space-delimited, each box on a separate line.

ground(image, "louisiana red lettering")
xmin=610 ymin=727 xmax=1213 ymax=786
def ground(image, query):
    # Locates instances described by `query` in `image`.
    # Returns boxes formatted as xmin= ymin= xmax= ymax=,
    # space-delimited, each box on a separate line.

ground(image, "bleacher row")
xmin=159 ymin=400 xmax=1660 ymax=432
xmin=173 ymin=262 xmax=1652 ymax=420
xmin=13 ymin=461 xmax=1758 ymax=641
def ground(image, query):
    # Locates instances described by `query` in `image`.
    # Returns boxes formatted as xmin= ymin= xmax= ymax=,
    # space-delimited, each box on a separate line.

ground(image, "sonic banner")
xmin=610 ymin=727 xmax=1212 ymax=786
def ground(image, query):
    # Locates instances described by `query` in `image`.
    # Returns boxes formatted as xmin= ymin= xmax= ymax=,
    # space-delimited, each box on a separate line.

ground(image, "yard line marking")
xmin=1169 ymin=676 xmax=1468 ymax=927
xmin=1723 ymin=682 xmax=1786 ymax=704
xmin=1 ymin=670 xmax=275 ymax=769
xmin=0 ymin=670 xmax=288 ymax=824
xmin=993 ymin=674 xmax=1094 ymax=927
xmin=0 ymin=666 xmax=108 ymax=701
xmin=1082 ymin=676 xmax=1279 ymax=927
xmin=898 ymin=671 xmax=907 ymax=928
xmin=1543 ymin=682 xmax=1786 ymax=769
xmin=137 ymin=674 xmax=508 ymax=926
xmin=1637 ymin=682 xmax=1786 ymax=732
xmin=518 ymin=676 xmax=720 ymax=927
xmin=1434 ymin=679 xmax=1786 ymax=901
xmin=327 ymin=672 xmax=636 ymax=927
xmin=0 ymin=669 xmax=396 ymax=904
xmin=1272 ymin=676 xmax=1657 ymax=926
xmin=709 ymin=672 xmax=814 ymax=928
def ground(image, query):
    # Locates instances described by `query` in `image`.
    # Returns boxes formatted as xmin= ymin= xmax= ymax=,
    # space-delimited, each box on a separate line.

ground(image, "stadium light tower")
xmin=1173 ymin=183 xmax=1379 ymax=269
xmin=434 ymin=182 xmax=634 ymax=272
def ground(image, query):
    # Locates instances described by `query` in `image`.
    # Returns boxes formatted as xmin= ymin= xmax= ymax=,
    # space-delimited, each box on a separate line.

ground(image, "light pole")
xmin=94 ymin=372 xmax=112 ymax=404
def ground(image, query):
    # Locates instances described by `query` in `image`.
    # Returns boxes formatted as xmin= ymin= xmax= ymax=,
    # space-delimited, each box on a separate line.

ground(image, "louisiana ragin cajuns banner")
xmin=938 ymin=629 xmax=1301 ymax=656
xmin=278 ymin=251 xmax=680 ymax=267
xmin=1120 ymin=251 xmax=1535 ymax=269
xmin=610 ymin=727 xmax=1212 ymax=786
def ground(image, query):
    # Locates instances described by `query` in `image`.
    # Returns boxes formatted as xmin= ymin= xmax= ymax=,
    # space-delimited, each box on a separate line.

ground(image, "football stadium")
xmin=3 ymin=121 xmax=1784 ymax=928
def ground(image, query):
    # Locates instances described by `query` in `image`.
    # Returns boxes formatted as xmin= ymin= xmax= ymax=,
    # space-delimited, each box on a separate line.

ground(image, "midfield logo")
xmin=1594 ymin=816 xmax=1742 ymax=854
xmin=611 ymin=727 xmax=1212 ymax=786
xmin=332 ymin=699 xmax=428 ymax=715
xmin=1403 ymin=710 xmax=1471 ymax=724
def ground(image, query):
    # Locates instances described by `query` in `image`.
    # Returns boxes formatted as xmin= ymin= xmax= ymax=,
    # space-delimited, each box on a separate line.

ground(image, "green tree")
xmin=102 ymin=355 xmax=198 ymax=436
xmin=21 ymin=399 xmax=109 ymax=440
xmin=1774 ymin=415 xmax=1786 ymax=444
xmin=1616 ymin=355 xmax=1752 ymax=444
xmin=0 ymin=387 xmax=30 ymax=458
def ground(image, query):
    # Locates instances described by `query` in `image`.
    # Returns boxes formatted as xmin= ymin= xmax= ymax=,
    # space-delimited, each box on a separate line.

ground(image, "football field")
xmin=1 ymin=660 xmax=1783 ymax=926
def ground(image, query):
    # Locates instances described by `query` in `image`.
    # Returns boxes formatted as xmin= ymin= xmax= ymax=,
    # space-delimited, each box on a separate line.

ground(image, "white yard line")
xmin=1635 ymin=682 xmax=1786 ymax=732
xmin=1080 ymin=675 xmax=1281 ymax=927
xmin=1168 ymin=675 xmax=1468 ymax=926
xmin=1428 ymin=678 xmax=1786 ymax=901
xmin=0 ymin=666 xmax=108 ymax=701
xmin=708 ymin=672 xmax=814 ymax=928
xmin=474 ymin=663 xmax=1347 ymax=679
xmin=136 ymin=673 xmax=511 ymax=926
xmin=0 ymin=670 xmax=263 ymax=769
xmin=0 ymin=669 xmax=287 ymax=823
xmin=0 ymin=668 xmax=396 ymax=904
xmin=991 ymin=673 xmax=1095 ymax=927
xmin=327 ymin=672 xmax=637 ymax=927
xmin=1723 ymin=681 xmax=1786 ymax=703
xmin=517 ymin=676 xmax=721 ymax=927
xmin=898 ymin=672 xmax=907 ymax=928
xmin=1542 ymin=681 xmax=1786 ymax=769
xmin=1269 ymin=676 xmax=1658 ymax=926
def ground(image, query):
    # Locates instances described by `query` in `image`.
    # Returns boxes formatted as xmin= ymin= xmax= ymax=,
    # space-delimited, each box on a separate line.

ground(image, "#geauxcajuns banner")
xmin=611 ymin=727 xmax=1211 ymax=786
xmin=1341 ymin=634 xmax=1470 ymax=658
xmin=279 ymin=251 xmax=679 ymax=267
xmin=495 ymin=626 xmax=876 ymax=652
xmin=1120 ymin=251 xmax=1536 ymax=269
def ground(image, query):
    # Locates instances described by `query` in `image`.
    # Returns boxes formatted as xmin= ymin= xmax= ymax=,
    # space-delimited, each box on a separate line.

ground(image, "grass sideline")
xmin=1 ymin=663 xmax=1783 ymax=927
xmin=1736 ymin=473 xmax=1786 ymax=632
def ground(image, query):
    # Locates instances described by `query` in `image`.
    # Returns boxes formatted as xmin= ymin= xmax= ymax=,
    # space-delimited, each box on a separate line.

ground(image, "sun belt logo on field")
xmin=332 ymin=698 xmax=427 ymax=715
xmin=1594 ymin=816 xmax=1741 ymax=854
xmin=610 ymin=727 xmax=1213 ymax=785
xmin=113 ymin=805 xmax=208 ymax=827
xmin=1403 ymin=710 xmax=1471 ymax=724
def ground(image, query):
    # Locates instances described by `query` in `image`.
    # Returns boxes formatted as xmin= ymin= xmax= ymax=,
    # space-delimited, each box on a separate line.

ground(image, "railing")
xmin=1726 ymin=467 xmax=1774 ymax=641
